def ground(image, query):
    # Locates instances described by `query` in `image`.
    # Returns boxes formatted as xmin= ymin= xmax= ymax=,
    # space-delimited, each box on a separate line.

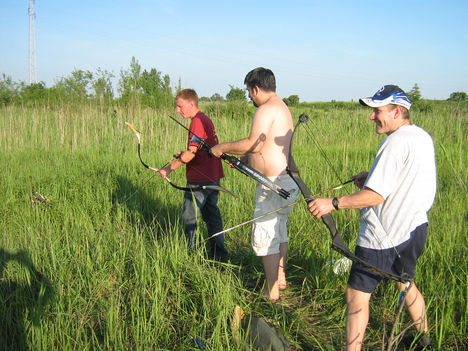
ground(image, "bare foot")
xmin=263 ymin=286 xmax=280 ymax=302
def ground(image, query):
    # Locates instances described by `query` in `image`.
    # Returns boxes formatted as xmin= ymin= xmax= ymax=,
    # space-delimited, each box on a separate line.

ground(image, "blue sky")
xmin=1 ymin=0 xmax=467 ymax=101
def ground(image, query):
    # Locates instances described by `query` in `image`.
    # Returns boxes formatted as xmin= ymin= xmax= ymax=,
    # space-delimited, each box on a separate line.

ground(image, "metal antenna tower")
xmin=28 ymin=0 xmax=37 ymax=84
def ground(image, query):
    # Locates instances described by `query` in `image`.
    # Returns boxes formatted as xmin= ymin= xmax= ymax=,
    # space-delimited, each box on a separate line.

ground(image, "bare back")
xmin=248 ymin=95 xmax=294 ymax=177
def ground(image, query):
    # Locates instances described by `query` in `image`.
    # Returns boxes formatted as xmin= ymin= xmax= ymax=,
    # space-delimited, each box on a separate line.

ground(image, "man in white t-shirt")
xmin=308 ymin=85 xmax=436 ymax=351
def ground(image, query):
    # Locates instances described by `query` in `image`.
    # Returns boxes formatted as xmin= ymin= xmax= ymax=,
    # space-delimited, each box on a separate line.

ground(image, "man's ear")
xmin=394 ymin=105 xmax=402 ymax=119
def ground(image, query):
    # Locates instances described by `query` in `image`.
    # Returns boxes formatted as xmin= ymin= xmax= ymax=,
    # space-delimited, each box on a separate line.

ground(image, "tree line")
xmin=0 ymin=57 xmax=246 ymax=108
xmin=1 ymin=58 xmax=466 ymax=107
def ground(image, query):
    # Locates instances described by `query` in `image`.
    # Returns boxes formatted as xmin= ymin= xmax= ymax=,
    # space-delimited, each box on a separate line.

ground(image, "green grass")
xmin=0 ymin=101 xmax=466 ymax=350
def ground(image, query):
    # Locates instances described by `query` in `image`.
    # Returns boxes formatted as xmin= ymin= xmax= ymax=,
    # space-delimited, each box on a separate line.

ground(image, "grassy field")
xmin=0 ymin=101 xmax=466 ymax=350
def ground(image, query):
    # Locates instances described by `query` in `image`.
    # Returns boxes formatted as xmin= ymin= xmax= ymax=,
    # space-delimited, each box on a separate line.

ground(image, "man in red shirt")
xmin=158 ymin=89 xmax=228 ymax=261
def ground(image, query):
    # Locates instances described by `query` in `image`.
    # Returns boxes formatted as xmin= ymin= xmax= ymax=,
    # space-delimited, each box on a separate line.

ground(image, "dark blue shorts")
xmin=348 ymin=223 xmax=428 ymax=293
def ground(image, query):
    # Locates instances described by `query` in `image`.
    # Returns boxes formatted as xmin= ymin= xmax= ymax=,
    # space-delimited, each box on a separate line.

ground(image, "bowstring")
xmin=302 ymin=118 xmax=347 ymax=184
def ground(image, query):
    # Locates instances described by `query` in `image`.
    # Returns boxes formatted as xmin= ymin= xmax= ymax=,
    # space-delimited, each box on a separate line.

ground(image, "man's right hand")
xmin=352 ymin=172 xmax=368 ymax=188
xmin=158 ymin=166 xmax=171 ymax=179
xmin=210 ymin=144 xmax=224 ymax=158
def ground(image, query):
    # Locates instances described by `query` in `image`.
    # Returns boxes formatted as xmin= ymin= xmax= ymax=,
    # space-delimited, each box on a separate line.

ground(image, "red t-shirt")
xmin=186 ymin=112 xmax=224 ymax=183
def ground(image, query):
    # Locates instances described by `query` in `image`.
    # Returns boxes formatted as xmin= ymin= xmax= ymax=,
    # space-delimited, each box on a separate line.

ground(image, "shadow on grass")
xmin=0 ymin=248 xmax=54 ymax=351
xmin=112 ymin=175 xmax=182 ymax=236
xmin=227 ymin=239 xmax=263 ymax=289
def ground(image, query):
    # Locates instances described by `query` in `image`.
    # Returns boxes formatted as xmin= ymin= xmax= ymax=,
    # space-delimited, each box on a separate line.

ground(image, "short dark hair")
xmin=176 ymin=89 xmax=198 ymax=106
xmin=244 ymin=67 xmax=276 ymax=92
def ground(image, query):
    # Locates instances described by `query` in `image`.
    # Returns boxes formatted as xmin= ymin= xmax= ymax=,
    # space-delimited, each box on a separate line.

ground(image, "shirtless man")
xmin=211 ymin=67 xmax=299 ymax=301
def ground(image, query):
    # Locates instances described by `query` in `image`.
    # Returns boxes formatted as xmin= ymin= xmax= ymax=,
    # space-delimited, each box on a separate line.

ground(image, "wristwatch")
xmin=332 ymin=197 xmax=339 ymax=210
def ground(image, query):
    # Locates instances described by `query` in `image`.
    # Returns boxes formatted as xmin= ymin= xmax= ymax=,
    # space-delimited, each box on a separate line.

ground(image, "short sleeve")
xmin=365 ymin=138 xmax=406 ymax=199
xmin=188 ymin=117 xmax=208 ymax=148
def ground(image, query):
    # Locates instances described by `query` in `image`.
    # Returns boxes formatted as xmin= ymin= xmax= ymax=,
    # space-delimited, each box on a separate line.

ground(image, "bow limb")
xmin=286 ymin=114 xmax=408 ymax=283
xmin=287 ymin=149 xmax=340 ymax=248
xmin=148 ymin=167 xmax=237 ymax=197
xmin=125 ymin=121 xmax=237 ymax=197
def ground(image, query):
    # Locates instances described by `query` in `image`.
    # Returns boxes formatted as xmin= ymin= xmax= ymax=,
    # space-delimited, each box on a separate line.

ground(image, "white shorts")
xmin=251 ymin=174 xmax=299 ymax=256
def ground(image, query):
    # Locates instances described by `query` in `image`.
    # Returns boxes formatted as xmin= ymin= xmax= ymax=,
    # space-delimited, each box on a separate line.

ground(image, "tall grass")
xmin=0 ymin=101 xmax=466 ymax=350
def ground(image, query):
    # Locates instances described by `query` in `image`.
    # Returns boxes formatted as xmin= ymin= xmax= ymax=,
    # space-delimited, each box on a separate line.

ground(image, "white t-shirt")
xmin=358 ymin=125 xmax=437 ymax=249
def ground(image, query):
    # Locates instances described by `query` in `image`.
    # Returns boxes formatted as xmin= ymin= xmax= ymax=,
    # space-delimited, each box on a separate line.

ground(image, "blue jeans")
xmin=182 ymin=180 xmax=228 ymax=261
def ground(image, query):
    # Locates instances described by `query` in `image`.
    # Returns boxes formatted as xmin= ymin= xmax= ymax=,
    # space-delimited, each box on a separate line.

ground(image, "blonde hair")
xmin=176 ymin=89 xmax=198 ymax=106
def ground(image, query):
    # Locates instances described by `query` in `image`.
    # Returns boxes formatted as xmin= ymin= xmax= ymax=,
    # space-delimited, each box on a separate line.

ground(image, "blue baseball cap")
xmin=359 ymin=85 xmax=412 ymax=110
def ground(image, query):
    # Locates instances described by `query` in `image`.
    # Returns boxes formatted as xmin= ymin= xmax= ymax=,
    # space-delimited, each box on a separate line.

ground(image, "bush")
xmin=283 ymin=95 xmax=300 ymax=106
xmin=412 ymin=100 xmax=433 ymax=113
xmin=447 ymin=91 xmax=467 ymax=101
xmin=226 ymin=85 xmax=246 ymax=101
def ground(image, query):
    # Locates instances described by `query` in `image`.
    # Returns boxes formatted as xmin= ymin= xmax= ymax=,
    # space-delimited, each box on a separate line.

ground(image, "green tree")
xmin=92 ymin=68 xmax=114 ymax=102
xmin=408 ymin=83 xmax=422 ymax=102
xmin=118 ymin=57 xmax=142 ymax=104
xmin=118 ymin=57 xmax=172 ymax=107
xmin=447 ymin=91 xmax=467 ymax=101
xmin=139 ymin=68 xmax=173 ymax=108
xmin=18 ymin=81 xmax=52 ymax=105
xmin=54 ymin=69 xmax=94 ymax=99
xmin=226 ymin=85 xmax=246 ymax=101
xmin=210 ymin=93 xmax=224 ymax=102
xmin=283 ymin=94 xmax=299 ymax=106
xmin=0 ymin=74 xmax=19 ymax=105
